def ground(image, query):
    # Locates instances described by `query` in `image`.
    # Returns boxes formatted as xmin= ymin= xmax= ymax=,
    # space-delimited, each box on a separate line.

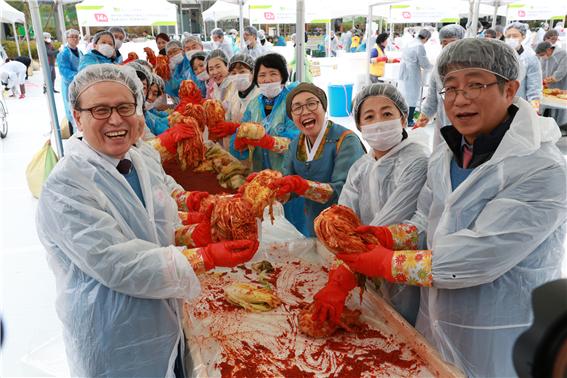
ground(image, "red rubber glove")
xmin=209 ymin=121 xmax=239 ymax=138
xmin=268 ymin=175 xmax=309 ymax=196
xmin=200 ymin=240 xmax=259 ymax=270
xmin=355 ymin=225 xmax=394 ymax=249
xmin=185 ymin=191 xmax=209 ymax=212
xmin=391 ymin=58 xmax=401 ymax=63
xmin=376 ymin=56 xmax=388 ymax=63
xmin=157 ymin=123 xmax=197 ymax=153
xmin=337 ymin=244 xmax=394 ymax=280
xmin=312 ymin=264 xmax=357 ymax=324
xmin=190 ymin=205 xmax=213 ymax=247
xmin=181 ymin=211 xmax=206 ymax=225
xmin=240 ymin=134 xmax=276 ymax=150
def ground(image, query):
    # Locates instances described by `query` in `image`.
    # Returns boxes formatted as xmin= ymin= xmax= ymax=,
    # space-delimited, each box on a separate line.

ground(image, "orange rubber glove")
xmin=312 ymin=264 xmax=357 ymax=324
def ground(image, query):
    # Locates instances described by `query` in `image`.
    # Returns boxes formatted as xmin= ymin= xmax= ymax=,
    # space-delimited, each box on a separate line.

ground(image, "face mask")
xmin=115 ymin=39 xmax=123 ymax=50
xmin=505 ymin=38 xmax=520 ymax=50
xmin=197 ymin=71 xmax=209 ymax=81
xmin=213 ymin=41 xmax=221 ymax=48
xmin=258 ymin=82 xmax=283 ymax=98
xmin=185 ymin=50 xmax=199 ymax=60
xmin=169 ymin=54 xmax=183 ymax=70
xmin=245 ymin=38 xmax=254 ymax=47
xmin=97 ymin=44 xmax=115 ymax=58
xmin=144 ymin=100 xmax=155 ymax=110
xmin=233 ymin=73 xmax=252 ymax=92
xmin=361 ymin=118 xmax=403 ymax=152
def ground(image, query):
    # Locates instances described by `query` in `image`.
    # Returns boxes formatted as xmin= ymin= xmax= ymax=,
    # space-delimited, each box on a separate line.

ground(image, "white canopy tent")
xmin=0 ymin=0 xmax=32 ymax=58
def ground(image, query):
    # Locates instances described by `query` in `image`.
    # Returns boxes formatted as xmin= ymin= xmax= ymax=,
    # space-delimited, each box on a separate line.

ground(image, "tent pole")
xmin=239 ymin=0 xmax=245 ymax=50
xmin=24 ymin=17 xmax=32 ymax=59
xmin=13 ymin=23 xmax=21 ymax=56
xmin=492 ymin=1 xmax=498 ymax=28
xmin=179 ymin=1 xmax=184 ymax=34
xmin=326 ymin=20 xmax=331 ymax=57
xmin=366 ymin=5 xmax=373 ymax=85
xmin=295 ymin=0 xmax=305 ymax=82
xmin=29 ymin=0 xmax=64 ymax=158
xmin=56 ymin=0 xmax=66 ymax=43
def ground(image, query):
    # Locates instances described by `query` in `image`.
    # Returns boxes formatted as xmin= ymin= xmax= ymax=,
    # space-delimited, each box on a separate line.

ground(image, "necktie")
xmin=462 ymin=145 xmax=473 ymax=169
xmin=116 ymin=159 xmax=132 ymax=175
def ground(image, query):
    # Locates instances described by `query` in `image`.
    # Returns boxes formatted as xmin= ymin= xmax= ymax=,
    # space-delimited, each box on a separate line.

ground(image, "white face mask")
xmin=169 ymin=53 xmax=183 ymax=70
xmin=97 ymin=43 xmax=115 ymax=58
xmin=197 ymin=71 xmax=209 ymax=81
xmin=505 ymin=38 xmax=520 ymax=50
xmin=258 ymin=82 xmax=283 ymax=98
xmin=114 ymin=39 xmax=123 ymax=50
xmin=185 ymin=50 xmax=199 ymax=60
xmin=361 ymin=118 xmax=403 ymax=152
xmin=245 ymin=38 xmax=254 ymax=47
xmin=233 ymin=73 xmax=252 ymax=92
xmin=144 ymin=100 xmax=154 ymax=110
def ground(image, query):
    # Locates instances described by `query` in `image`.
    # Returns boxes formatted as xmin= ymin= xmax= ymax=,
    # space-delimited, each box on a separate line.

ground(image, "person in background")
xmin=504 ymin=22 xmax=542 ymax=111
xmin=289 ymin=32 xmax=313 ymax=83
xmin=484 ymin=28 xmax=497 ymax=39
xmin=313 ymin=83 xmax=429 ymax=326
xmin=164 ymin=40 xmax=194 ymax=100
xmin=108 ymin=26 xmax=126 ymax=64
xmin=257 ymin=30 xmax=273 ymax=50
xmin=335 ymin=38 xmax=566 ymax=377
xmin=57 ymin=29 xmax=83 ymax=134
xmin=78 ymin=34 xmax=92 ymax=53
xmin=142 ymin=73 xmax=170 ymax=139
xmin=275 ymin=34 xmax=286 ymax=47
xmin=78 ymin=31 xmax=118 ymax=70
xmin=324 ymin=31 xmax=339 ymax=57
xmin=268 ymin=83 xmax=365 ymax=237
xmin=43 ymin=32 xmax=59 ymax=93
xmin=188 ymin=52 xmax=209 ymax=98
xmin=341 ymin=28 xmax=353 ymax=52
xmin=36 ymin=64 xmax=259 ymax=377
xmin=10 ymin=56 xmax=31 ymax=80
xmin=494 ymin=25 xmax=505 ymax=41
xmin=242 ymin=26 xmax=265 ymax=60
xmin=0 ymin=59 xmax=26 ymax=99
xmin=155 ymin=33 xmax=170 ymax=56
xmin=415 ymin=24 xmax=466 ymax=145
xmin=369 ymin=32 xmax=400 ymax=83
xmin=398 ymin=29 xmax=432 ymax=127
xmin=350 ymin=31 xmax=361 ymax=52
xmin=543 ymin=29 xmax=559 ymax=47
xmin=210 ymin=28 xmax=234 ymax=59
xmin=534 ymin=22 xmax=549 ymax=47
xmin=536 ymin=41 xmax=567 ymax=127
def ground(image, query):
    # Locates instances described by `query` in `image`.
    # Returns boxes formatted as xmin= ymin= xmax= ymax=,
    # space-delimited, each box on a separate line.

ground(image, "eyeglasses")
xmin=439 ymin=82 xmax=500 ymax=102
xmin=291 ymin=100 xmax=320 ymax=115
xmin=76 ymin=103 xmax=137 ymax=120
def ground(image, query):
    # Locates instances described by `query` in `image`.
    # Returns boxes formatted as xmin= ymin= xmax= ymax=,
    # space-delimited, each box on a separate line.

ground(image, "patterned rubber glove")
xmin=355 ymin=224 xmax=419 ymax=250
xmin=312 ymin=264 xmax=357 ymax=324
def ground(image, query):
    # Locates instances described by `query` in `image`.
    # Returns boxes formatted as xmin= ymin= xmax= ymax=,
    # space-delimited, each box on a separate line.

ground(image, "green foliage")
xmin=2 ymin=40 xmax=62 ymax=60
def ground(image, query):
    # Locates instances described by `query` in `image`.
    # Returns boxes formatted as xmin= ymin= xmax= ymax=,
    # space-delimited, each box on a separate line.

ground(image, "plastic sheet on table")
xmin=260 ymin=202 xmax=305 ymax=245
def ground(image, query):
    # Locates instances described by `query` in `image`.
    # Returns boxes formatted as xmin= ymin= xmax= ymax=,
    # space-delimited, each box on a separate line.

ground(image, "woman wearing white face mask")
xmin=337 ymin=83 xmax=430 ymax=325
xmin=78 ymin=31 xmax=117 ymax=70
xmin=108 ymin=26 xmax=126 ymax=64
xmin=143 ymin=73 xmax=170 ymax=138
xmin=164 ymin=40 xmax=201 ymax=101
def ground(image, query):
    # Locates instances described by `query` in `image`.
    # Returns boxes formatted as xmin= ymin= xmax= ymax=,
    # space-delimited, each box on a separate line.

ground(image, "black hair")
xmin=253 ymin=53 xmax=288 ymax=85
xmin=484 ymin=29 xmax=497 ymax=38
xmin=376 ymin=32 xmax=389 ymax=46
xmin=544 ymin=29 xmax=559 ymax=40
xmin=155 ymin=33 xmax=170 ymax=42
xmin=190 ymin=52 xmax=207 ymax=70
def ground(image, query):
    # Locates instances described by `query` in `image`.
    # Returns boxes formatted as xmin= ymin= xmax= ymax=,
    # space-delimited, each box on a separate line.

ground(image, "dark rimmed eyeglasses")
xmin=76 ymin=103 xmax=137 ymax=120
xmin=291 ymin=100 xmax=320 ymax=115
xmin=439 ymin=82 xmax=499 ymax=102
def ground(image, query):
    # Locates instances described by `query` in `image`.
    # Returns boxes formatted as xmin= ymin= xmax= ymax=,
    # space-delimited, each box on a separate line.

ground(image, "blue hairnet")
xmin=69 ymin=64 xmax=144 ymax=116
xmin=437 ymin=38 xmax=519 ymax=82
xmin=92 ymin=31 xmax=115 ymax=46
xmin=352 ymin=83 xmax=409 ymax=124
xmin=505 ymin=22 xmax=528 ymax=36
xmin=229 ymin=53 xmax=255 ymax=71
xmin=439 ymin=24 xmax=466 ymax=40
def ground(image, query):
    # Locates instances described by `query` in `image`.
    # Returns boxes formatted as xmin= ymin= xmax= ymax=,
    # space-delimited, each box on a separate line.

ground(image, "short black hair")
xmin=155 ymin=33 xmax=170 ymax=42
xmin=484 ymin=29 xmax=497 ymax=38
xmin=376 ymin=32 xmax=389 ymax=45
xmin=253 ymin=53 xmax=288 ymax=85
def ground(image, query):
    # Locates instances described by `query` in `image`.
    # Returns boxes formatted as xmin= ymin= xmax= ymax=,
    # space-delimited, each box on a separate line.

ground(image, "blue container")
xmin=328 ymin=83 xmax=354 ymax=117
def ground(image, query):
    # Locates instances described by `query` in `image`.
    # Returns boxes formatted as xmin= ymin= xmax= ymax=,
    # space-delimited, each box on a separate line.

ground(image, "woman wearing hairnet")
xmin=335 ymin=39 xmax=566 ymax=377
xmin=164 ymin=39 xmax=207 ymax=100
xmin=205 ymin=49 xmax=233 ymax=101
xmin=311 ymin=83 xmax=429 ymax=325
xmin=398 ymin=29 xmax=433 ymax=127
xmin=504 ymin=22 xmax=543 ymax=111
xmin=78 ymin=31 xmax=118 ymax=70
xmin=57 ymin=29 xmax=83 ymax=134
xmin=222 ymin=53 xmax=260 ymax=123
xmin=108 ymin=26 xmax=127 ymax=64
xmin=36 ymin=64 xmax=259 ymax=377
xmin=267 ymin=83 xmax=365 ymax=236
xmin=415 ymin=24 xmax=466 ymax=145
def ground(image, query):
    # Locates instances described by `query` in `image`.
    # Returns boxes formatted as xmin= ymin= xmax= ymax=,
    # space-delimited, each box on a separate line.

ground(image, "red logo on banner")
xmin=264 ymin=12 xmax=275 ymax=20
xmin=518 ymin=10 xmax=525 ymax=17
xmin=94 ymin=13 xmax=108 ymax=22
xmin=402 ymin=12 xmax=411 ymax=19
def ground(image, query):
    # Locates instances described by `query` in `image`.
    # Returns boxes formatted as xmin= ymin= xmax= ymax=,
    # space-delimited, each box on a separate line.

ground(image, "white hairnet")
xmin=211 ymin=28 xmax=224 ymax=37
xmin=165 ymin=40 xmax=182 ymax=54
xmin=258 ymin=30 xmax=266 ymax=40
xmin=244 ymin=26 xmax=258 ymax=37
xmin=92 ymin=31 xmax=115 ymax=46
xmin=437 ymin=38 xmax=519 ymax=81
xmin=229 ymin=53 xmax=255 ymax=71
xmin=127 ymin=61 xmax=152 ymax=86
xmin=43 ymin=32 xmax=52 ymax=39
xmin=535 ymin=41 xmax=552 ymax=54
xmin=65 ymin=29 xmax=80 ymax=38
xmin=438 ymin=24 xmax=465 ymax=40
xmin=505 ymin=22 xmax=528 ymax=36
xmin=151 ymin=74 xmax=165 ymax=91
xmin=206 ymin=49 xmax=228 ymax=68
xmin=108 ymin=26 xmax=127 ymax=38
xmin=352 ymin=83 xmax=409 ymax=125
xmin=229 ymin=29 xmax=238 ymax=35
xmin=69 ymin=64 xmax=144 ymax=116
xmin=182 ymin=34 xmax=203 ymax=48
xmin=418 ymin=29 xmax=431 ymax=40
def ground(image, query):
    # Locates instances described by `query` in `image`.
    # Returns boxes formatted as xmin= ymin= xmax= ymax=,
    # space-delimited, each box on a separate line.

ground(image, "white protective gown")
xmin=398 ymin=39 xmax=432 ymax=107
xmin=420 ymin=66 xmax=447 ymax=146
xmin=409 ymin=97 xmax=567 ymax=377
xmin=36 ymin=136 xmax=201 ymax=377
xmin=516 ymin=47 xmax=543 ymax=102
xmin=339 ymin=137 xmax=430 ymax=323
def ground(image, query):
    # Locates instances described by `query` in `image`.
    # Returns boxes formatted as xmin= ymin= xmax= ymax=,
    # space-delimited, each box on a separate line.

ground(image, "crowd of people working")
xmin=31 ymin=21 xmax=566 ymax=378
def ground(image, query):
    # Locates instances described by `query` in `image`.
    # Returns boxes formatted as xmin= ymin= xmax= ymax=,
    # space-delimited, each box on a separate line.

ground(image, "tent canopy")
xmin=0 ymin=0 xmax=25 ymax=24
xmin=75 ymin=0 xmax=178 ymax=27
xmin=202 ymin=0 xmax=241 ymax=22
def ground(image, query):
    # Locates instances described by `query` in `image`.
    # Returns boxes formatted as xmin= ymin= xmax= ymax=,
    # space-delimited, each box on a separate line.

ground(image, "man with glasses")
xmin=57 ymin=29 xmax=83 ymax=134
xmin=36 ymin=64 xmax=259 ymax=377
xmin=336 ymin=38 xmax=566 ymax=376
